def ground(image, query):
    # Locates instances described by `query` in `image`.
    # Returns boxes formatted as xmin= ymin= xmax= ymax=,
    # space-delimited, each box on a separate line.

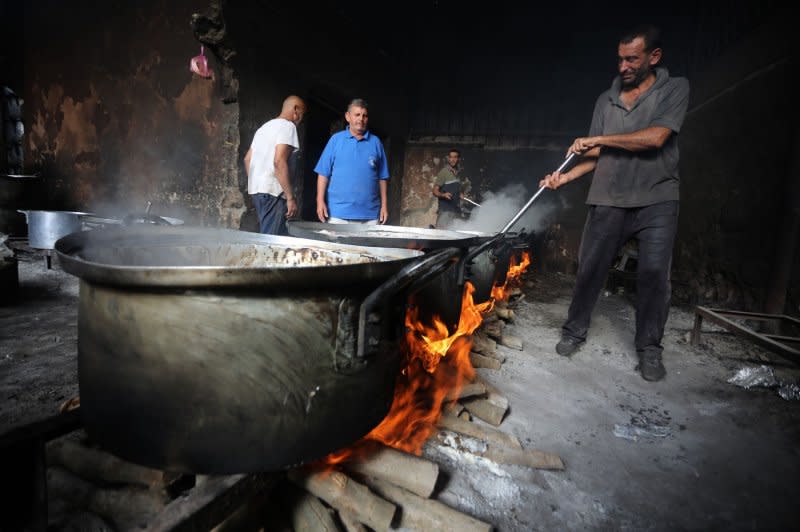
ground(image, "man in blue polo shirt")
xmin=314 ymin=99 xmax=390 ymax=224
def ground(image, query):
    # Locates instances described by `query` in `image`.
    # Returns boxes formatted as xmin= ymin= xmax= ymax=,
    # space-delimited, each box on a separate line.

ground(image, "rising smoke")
xmin=446 ymin=183 xmax=565 ymax=235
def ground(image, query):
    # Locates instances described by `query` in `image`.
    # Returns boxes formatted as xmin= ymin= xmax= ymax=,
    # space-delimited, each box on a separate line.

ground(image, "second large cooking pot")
xmin=287 ymin=220 xmax=481 ymax=249
xmin=55 ymin=226 xmax=456 ymax=473
xmin=287 ymin=221 xmax=509 ymax=331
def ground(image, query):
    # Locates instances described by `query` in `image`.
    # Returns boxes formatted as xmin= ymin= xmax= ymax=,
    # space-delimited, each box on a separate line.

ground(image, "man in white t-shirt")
xmin=244 ymin=95 xmax=306 ymax=234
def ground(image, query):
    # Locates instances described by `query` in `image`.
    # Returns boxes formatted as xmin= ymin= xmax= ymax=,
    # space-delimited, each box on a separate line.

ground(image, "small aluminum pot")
xmin=18 ymin=210 xmax=93 ymax=249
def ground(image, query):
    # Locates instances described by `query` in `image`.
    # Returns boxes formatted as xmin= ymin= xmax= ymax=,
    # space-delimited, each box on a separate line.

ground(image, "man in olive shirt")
xmin=433 ymin=148 xmax=463 ymax=228
xmin=539 ymin=24 xmax=690 ymax=382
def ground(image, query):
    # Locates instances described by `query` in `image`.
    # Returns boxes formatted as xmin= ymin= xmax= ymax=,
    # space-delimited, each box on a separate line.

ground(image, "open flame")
xmin=491 ymin=250 xmax=531 ymax=301
xmin=324 ymin=249 xmax=531 ymax=465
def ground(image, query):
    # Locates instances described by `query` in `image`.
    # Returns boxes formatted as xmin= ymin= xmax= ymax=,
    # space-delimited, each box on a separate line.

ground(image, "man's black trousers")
xmin=562 ymin=200 xmax=679 ymax=356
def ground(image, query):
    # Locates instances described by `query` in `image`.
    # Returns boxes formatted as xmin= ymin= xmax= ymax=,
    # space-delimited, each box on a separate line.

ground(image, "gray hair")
xmin=347 ymin=98 xmax=369 ymax=112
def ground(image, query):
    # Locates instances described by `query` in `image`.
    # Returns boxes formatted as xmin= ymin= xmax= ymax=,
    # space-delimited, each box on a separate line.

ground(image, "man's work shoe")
xmin=556 ymin=336 xmax=584 ymax=357
xmin=638 ymin=351 xmax=666 ymax=381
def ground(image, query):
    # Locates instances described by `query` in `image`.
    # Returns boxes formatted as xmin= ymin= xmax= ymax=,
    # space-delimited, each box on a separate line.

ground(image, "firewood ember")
xmin=363 ymin=476 xmax=493 ymax=532
xmin=47 ymin=438 xmax=180 ymax=488
xmin=469 ymin=351 xmax=502 ymax=370
xmin=498 ymin=334 xmax=523 ymax=350
xmin=437 ymin=411 xmax=522 ymax=450
xmin=494 ymin=307 xmax=515 ymax=321
xmin=461 ymin=390 xmax=509 ymax=426
xmin=48 ymin=466 xmax=167 ymax=530
xmin=343 ymin=443 xmax=440 ymax=498
xmin=445 ymin=381 xmax=487 ymax=402
xmin=287 ymin=468 xmax=396 ymax=531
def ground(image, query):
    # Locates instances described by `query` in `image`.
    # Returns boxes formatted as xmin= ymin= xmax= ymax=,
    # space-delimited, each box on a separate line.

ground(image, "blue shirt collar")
xmin=346 ymin=128 xmax=371 ymax=140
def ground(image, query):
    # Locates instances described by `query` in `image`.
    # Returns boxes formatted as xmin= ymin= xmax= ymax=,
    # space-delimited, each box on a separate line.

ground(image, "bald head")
xmin=280 ymin=95 xmax=306 ymax=125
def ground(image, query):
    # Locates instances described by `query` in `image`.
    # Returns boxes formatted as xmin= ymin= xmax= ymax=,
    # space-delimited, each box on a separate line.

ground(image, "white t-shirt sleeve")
xmin=276 ymin=120 xmax=299 ymax=150
xmin=247 ymin=118 xmax=299 ymax=195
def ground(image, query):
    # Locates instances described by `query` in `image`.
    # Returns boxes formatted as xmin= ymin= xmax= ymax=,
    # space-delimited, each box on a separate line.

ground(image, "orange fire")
xmin=324 ymin=249 xmax=531 ymax=465
xmin=490 ymin=250 xmax=531 ymax=301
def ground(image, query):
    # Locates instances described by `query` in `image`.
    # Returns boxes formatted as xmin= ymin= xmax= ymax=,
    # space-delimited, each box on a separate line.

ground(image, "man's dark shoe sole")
xmin=556 ymin=337 xmax=584 ymax=357
xmin=638 ymin=357 xmax=666 ymax=381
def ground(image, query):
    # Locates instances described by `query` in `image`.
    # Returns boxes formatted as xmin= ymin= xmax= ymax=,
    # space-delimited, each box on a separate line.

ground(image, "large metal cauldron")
xmin=55 ymin=226 xmax=455 ymax=473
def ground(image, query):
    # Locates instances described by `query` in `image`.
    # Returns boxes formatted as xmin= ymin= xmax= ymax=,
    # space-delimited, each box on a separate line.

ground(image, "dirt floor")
xmin=2 ymin=249 xmax=799 ymax=531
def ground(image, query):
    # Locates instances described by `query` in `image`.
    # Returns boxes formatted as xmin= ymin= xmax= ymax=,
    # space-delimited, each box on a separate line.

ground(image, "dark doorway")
xmin=300 ymin=97 xmax=343 ymax=221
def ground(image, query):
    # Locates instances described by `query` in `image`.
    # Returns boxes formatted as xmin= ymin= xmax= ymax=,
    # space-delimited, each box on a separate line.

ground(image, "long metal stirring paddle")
xmin=500 ymin=152 xmax=577 ymax=234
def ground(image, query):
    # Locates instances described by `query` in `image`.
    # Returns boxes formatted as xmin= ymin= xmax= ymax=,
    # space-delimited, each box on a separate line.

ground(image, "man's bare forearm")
xmin=572 ymin=127 xmax=672 ymax=153
xmin=274 ymin=159 xmax=293 ymax=200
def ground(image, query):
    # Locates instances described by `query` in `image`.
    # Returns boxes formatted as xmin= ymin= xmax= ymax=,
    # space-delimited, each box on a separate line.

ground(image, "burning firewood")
xmin=342 ymin=443 xmax=440 ymax=498
xmin=363 ymin=476 xmax=493 ymax=532
xmin=287 ymin=469 xmax=396 ymax=531
xmin=47 ymin=438 xmax=179 ymax=488
xmin=437 ymin=412 xmax=522 ymax=450
xmin=469 ymin=351 xmax=502 ymax=370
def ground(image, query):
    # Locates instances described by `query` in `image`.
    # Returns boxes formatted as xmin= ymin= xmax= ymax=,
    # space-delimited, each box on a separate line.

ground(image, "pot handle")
xmin=456 ymin=233 xmax=506 ymax=286
xmin=357 ymin=247 xmax=461 ymax=359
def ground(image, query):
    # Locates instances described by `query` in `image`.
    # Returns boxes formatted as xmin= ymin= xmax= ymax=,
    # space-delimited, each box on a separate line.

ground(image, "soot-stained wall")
xmin=22 ymin=0 xmax=243 ymax=226
xmin=675 ymin=16 xmax=796 ymax=311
